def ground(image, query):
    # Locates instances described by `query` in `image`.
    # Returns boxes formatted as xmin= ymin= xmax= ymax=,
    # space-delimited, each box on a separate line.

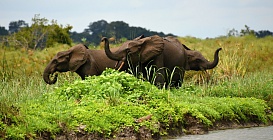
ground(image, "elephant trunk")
xmin=43 ymin=65 xmax=58 ymax=84
xmin=101 ymin=37 xmax=122 ymax=61
xmin=204 ymin=48 xmax=222 ymax=69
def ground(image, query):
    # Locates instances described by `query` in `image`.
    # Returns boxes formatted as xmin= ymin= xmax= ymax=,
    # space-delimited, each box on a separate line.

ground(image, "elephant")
xmin=163 ymin=36 xmax=222 ymax=71
xmin=43 ymin=44 xmax=118 ymax=84
xmin=101 ymin=35 xmax=222 ymax=88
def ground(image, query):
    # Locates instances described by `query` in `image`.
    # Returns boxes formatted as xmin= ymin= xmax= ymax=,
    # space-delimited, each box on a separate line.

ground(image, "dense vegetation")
xmin=1 ymin=15 xmax=72 ymax=50
xmin=71 ymin=19 xmax=175 ymax=45
xmin=1 ymin=34 xmax=273 ymax=139
xmin=2 ymin=16 xmax=272 ymax=47
xmin=1 ymin=16 xmax=174 ymax=47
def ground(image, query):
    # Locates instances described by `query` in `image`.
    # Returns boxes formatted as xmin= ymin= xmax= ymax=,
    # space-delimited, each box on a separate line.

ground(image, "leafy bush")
xmin=5 ymin=14 xmax=72 ymax=50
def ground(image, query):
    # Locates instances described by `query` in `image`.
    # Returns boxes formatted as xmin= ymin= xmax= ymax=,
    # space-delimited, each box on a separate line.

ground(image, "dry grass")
xmin=181 ymin=36 xmax=273 ymax=84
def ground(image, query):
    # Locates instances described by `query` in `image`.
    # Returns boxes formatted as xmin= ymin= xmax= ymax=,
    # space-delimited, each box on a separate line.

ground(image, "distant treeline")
xmin=0 ymin=18 xmax=174 ymax=47
xmin=227 ymin=25 xmax=273 ymax=38
xmin=70 ymin=20 xmax=175 ymax=45
xmin=0 ymin=15 xmax=272 ymax=49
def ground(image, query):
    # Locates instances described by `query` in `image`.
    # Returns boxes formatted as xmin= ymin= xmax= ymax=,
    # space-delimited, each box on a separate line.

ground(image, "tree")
xmin=82 ymin=20 xmax=108 ymax=45
xmin=0 ymin=26 xmax=9 ymax=36
xmin=226 ymin=25 xmax=273 ymax=38
xmin=255 ymin=30 xmax=273 ymax=38
xmin=76 ymin=20 xmax=175 ymax=45
xmin=8 ymin=20 xmax=28 ymax=33
xmin=7 ymin=14 xmax=72 ymax=49
xmin=107 ymin=21 xmax=130 ymax=39
xmin=240 ymin=25 xmax=255 ymax=36
xmin=227 ymin=28 xmax=239 ymax=37
xmin=46 ymin=21 xmax=72 ymax=47
xmin=85 ymin=20 xmax=108 ymax=35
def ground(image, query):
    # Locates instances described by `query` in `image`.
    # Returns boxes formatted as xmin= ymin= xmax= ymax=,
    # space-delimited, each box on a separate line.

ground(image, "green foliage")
xmin=0 ymin=26 xmax=9 ymax=36
xmin=5 ymin=14 xmax=72 ymax=49
xmin=8 ymin=20 xmax=28 ymax=34
xmin=45 ymin=21 xmax=72 ymax=48
xmin=227 ymin=25 xmax=272 ymax=37
xmin=240 ymin=25 xmax=255 ymax=36
xmin=200 ymin=71 xmax=273 ymax=109
xmin=77 ymin=20 xmax=174 ymax=45
xmin=55 ymin=69 xmax=158 ymax=101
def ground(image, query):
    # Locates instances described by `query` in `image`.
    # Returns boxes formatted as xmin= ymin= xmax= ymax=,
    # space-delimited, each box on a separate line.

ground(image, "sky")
xmin=1 ymin=0 xmax=273 ymax=38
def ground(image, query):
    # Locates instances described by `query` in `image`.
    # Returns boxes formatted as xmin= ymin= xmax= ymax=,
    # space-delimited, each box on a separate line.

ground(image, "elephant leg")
xmin=153 ymin=55 xmax=166 ymax=88
xmin=171 ymin=69 xmax=185 ymax=87
xmin=76 ymin=62 xmax=99 ymax=80
xmin=155 ymin=68 xmax=166 ymax=88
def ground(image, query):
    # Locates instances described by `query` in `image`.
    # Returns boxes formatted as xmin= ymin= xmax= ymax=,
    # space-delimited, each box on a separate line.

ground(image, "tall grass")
xmin=0 ymin=44 xmax=71 ymax=80
xmin=182 ymin=35 xmax=273 ymax=84
xmin=0 ymin=44 xmax=80 ymax=125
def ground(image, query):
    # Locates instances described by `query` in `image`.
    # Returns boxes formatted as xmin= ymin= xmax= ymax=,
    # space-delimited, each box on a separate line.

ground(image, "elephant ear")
xmin=182 ymin=44 xmax=191 ymax=50
xmin=139 ymin=35 xmax=164 ymax=63
xmin=69 ymin=44 xmax=88 ymax=72
xmin=56 ymin=50 xmax=70 ymax=63
xmin=133 ymin=34 xmax=145 ymax=40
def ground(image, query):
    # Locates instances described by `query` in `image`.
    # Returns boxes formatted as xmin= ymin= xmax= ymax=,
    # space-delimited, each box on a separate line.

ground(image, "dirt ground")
xmin=36 ymin=114 xmax=272 ymax=140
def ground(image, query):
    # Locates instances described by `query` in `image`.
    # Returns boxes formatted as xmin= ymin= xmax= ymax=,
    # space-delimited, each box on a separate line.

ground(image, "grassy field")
xmin=1 ymin=35 xmax=273 ymax=139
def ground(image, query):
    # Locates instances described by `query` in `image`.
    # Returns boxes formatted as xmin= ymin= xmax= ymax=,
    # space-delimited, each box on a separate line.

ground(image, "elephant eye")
xmin=53 ymin=59 xmax=58 ymax=64
xmin=126 ymin=49 xmax=131 ymax=53
xmin=195 ymin=59 xmax=202 ymax=63
xmin=52 ymin=59 xmax=58 ymax=64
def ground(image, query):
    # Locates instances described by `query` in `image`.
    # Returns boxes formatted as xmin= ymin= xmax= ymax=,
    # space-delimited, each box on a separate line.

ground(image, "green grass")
xmin=201 ymin=71 xmax=273 ymax=108
xmin=1 ymin=36 xmax=273 ymax=139
xmin=2 ymin=69 xmax=272 ymax=139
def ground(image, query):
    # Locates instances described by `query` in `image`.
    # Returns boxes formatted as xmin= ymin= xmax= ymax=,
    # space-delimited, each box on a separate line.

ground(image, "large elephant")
xmin=102 ymin=35 xmax=221 ymax=87
xmin=43 ymin=44 xmax=117 ymax=84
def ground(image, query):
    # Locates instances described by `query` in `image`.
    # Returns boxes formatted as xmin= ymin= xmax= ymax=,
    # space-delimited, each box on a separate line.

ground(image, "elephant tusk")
xmin=117 ymin=61 xmax=125 ymax=71
xmin=115 ymin=61 xmax=120 ymax=68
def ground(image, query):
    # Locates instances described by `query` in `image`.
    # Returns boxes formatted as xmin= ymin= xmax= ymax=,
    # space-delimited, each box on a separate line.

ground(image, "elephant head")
xmin=184 ymin=46 xmax=222 ymax=71
xmin=43 ymin=44 xmax=88 ymax=84
xmin=102 ymin=35 xmax=164 ymax=70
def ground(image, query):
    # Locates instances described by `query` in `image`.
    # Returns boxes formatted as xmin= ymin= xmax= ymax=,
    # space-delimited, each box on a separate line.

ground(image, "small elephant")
xmin=163 ymin=36 xmax=222 ymax=71
xmin=43 ymin=44 xmax=117 ymax=84
xmin=102 ymin=35 xmax=221 ymax=87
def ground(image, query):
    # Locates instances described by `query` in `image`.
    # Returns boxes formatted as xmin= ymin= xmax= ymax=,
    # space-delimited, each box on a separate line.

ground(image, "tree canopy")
xmin=0 ymin=26 xmax=9 ymax=36
xmin=71 ymin=20 xmax=175 ymax=45
xmin=2 ymin=14 xmax=72 ymax=49
xmin=8 ymin=20 xmax=29 ymax=34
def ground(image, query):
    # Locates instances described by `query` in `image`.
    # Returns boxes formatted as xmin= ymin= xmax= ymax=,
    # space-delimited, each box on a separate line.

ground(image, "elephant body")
xmin=158 ymin=38 xmax=188 ymax=86
xmin=102 ymin=35 xmax=221 ymax=88
xmin=43 ymin=44 xmax=118 ymax=84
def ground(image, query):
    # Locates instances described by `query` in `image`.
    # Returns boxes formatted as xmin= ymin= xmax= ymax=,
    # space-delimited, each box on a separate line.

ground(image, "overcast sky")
xmin=1 ymin=0 xmax=272 ymax=38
